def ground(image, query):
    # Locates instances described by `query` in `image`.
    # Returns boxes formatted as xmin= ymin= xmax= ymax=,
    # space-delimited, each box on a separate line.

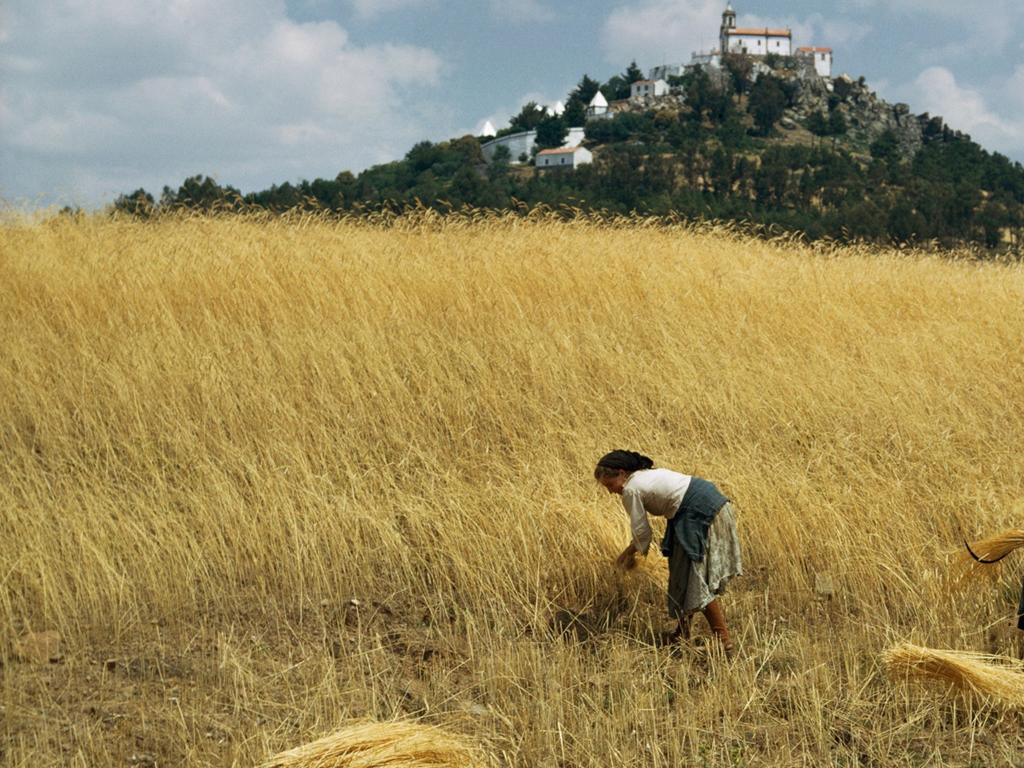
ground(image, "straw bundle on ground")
xmin=882 ymin=642 xmax=1024 ymax=709
xmin=260 ymin=720 xmax=484 ymax=768
xmin=961 ymin=529 xmax=1024 ymax=564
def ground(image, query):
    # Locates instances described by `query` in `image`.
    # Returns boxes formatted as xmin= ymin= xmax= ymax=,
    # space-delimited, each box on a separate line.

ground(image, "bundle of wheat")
xmin=623 ymin=551 xmax=668 ymax=588
xmin=260 ymin=720 xmax=483 ymax=768
xmin=882 ymin=642 xmax=1024 ymax=708
xmin=962 ymin=529 xmax=1024 ymax=565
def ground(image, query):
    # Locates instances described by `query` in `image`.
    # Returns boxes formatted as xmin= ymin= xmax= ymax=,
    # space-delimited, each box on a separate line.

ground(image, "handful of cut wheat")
xmin=882 ymin=642 xmax=1024 ymax=709
xmin=260 ymin=720 xmax=482 ymax=768
xmin=962 ymin=528 xmax=1024 ymax=564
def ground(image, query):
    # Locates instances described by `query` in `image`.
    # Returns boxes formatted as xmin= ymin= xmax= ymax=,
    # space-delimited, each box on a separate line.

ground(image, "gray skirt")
xmin=667 ymin=502 xmax=743 ymax=617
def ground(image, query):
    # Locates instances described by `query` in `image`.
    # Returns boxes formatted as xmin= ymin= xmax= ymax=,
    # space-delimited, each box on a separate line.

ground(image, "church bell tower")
xmin=720 ymin=3 xmax=736 ymax=54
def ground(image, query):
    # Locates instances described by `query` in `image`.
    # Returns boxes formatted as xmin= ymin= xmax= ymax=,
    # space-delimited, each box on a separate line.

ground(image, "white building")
xmin=586 ymin=90 xmax=609 ymax=119
xmin=480 ymin=120 xmax=497 ymax=137
xmin=690 ymin=50 xmax=721 ymax=67
xmin=535 ymin=146 xmax=593 ymax=170
xmin=688 ymin=5 xmax=833 ymax=75
xmin=480 ymin=127 xmax=586 ymax=164
xmin=723 ymin=29 xmax=792 ymax=56
xmin=648 ymin=63 xmax=687 ymax=81
xmin=630 ymin=79 xmax=669 ymax=100
xmin=718 ymin=3 xmax=791 ymax=56
xmin=797 ymin=47 xmax=833 ymax=78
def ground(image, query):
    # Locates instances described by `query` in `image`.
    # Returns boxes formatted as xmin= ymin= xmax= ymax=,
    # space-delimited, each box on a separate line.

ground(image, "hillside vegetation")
xmin=114 ymin=62 xmax=1024 ymax=253
xmin=2 ymin=213 xmax=1023 ymax=766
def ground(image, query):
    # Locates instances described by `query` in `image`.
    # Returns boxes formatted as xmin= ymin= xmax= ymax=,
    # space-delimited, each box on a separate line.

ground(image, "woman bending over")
xmin=595 ymin=450 xmax=743 ymax=657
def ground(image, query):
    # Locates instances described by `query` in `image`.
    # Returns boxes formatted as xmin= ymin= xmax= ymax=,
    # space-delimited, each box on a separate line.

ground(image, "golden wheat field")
xmin=2 ymin=211 xmax=1023 ymax=767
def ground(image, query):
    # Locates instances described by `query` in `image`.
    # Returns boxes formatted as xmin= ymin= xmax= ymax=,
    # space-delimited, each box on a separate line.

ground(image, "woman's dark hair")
xmin=594 ymin=450 xmax=654 ymax=479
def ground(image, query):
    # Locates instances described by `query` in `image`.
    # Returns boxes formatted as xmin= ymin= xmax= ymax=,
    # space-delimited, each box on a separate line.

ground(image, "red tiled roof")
xmin=728 ymin=27 xmax=791 ymax=37
xmin=537 ymin=147 xmax=581 ymax=155
xmin=797 ymin=46 xmax=833 ymax=53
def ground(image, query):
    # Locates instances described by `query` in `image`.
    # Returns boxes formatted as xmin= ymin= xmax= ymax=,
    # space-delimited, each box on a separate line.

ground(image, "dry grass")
xmin=2 ymin=210 xmax=1023 ymax=766
xmin=259 ymin=720 xmax=485 ymax=768
xmin=883 ymin=642 xmax=1024 ymax=709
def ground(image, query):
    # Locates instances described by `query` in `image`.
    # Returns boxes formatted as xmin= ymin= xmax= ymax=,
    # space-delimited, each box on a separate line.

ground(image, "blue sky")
xmin=2 ymin=0 xmax=1022 ymax=208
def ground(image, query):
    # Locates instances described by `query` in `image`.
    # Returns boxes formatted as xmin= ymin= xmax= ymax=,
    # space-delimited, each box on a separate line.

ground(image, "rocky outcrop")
xmin=624 ymin=92 xmax=686 ymax=112
xmin=785 ymin=73 xmax=926 ymax=158
xmin=601 ymin=61 xmax=940 ymax=161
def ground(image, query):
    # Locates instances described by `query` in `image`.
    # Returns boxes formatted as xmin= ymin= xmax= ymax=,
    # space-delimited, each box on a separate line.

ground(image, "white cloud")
xmin=848 ymin=0 xmax=1022 ymax=59
xmin=1009 ymin=65 xmax=1024 ymax=110
xmin=0 ymin=0 xmax=446 ymax=206
xmin=909 ymin=66 xmax=1023 ymax=154
xmin=602 ymin=0 xmax=722 ymax=66
xmin=488 ymin=0 xmax=555 ymax=24
xmin=848 ymin=0 xmax=1018 ymax=17
xmin=348 ymin=0 xmax=430 ymax=20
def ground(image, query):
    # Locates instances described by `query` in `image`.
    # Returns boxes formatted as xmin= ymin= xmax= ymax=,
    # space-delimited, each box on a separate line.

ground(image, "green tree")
xmin=887 ymin=193 xmax=928 ymax=242
xmin=113 ymin=188 xmax=155 ymax=217
xmin=168 ymin=175 xmax=241 ymax=211
xmin=624 ymin=60 xmax=644 ymax=84
xmin=828 ymin=110 xmax=848 ymax=142
xmin=449 ymin=167 xmax=485 ymax=206
xmin=604 ymin=61 xmax=645 ymax=100
xmin=564 ymin=74 xmax=602 ymax=126
xmin=748 ymin=74 xmax=787 ymax=136
xmin=508 ymin=102 xmax=547 ymax=132
xmin=806 ymin=111 xmax=829 ymax=138
xmin=562 ymin=100 xmax=586 ymax=127
xmin=722 ymin=53 xmax=753 ymax=94
xmin=535 ymin=116 xmax=568 ymax=149
xmin=682 ymin=67 xmax=732 ymax=124
xmin=709 ymin=149 xmax=734 ymax=195
xmin=491 ymin=145 xmax=511 ymax=164
xmin=870 ymin=130 xmax=900 ymax=162
xmin=978 ymin=201 xmax=1009 ymax=249
xmin=406 ymin=141 xmax=443 ymax=173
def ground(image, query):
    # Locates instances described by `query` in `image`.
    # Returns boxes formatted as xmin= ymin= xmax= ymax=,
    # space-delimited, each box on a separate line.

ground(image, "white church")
xmin=694 ymin=3 xmax=832 ymax=77
xmin=478 ymin=4 xmax=835 ymax=164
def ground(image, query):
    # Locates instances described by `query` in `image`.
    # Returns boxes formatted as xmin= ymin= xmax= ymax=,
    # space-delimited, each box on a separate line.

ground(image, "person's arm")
xmin=622 ymin=487 xmax=653 ymax=556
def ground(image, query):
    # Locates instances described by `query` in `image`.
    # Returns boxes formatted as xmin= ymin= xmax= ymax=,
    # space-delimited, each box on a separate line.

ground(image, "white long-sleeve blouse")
xmin=621 ymin=468 xmax=693 ymax=555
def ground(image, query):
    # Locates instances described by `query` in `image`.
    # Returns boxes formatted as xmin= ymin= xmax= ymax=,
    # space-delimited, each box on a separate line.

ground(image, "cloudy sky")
xmin=2 ymin=0 xmax=1022 ymax=208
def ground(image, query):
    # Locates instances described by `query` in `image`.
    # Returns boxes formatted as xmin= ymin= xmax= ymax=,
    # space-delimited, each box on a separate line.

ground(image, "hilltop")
xmin=113 ymin=58 xmax=1024 ymax=253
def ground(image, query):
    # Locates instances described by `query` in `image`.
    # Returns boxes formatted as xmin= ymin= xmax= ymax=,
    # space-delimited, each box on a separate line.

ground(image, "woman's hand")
xmin=615 ymin=545 xmax=637 ymax=570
